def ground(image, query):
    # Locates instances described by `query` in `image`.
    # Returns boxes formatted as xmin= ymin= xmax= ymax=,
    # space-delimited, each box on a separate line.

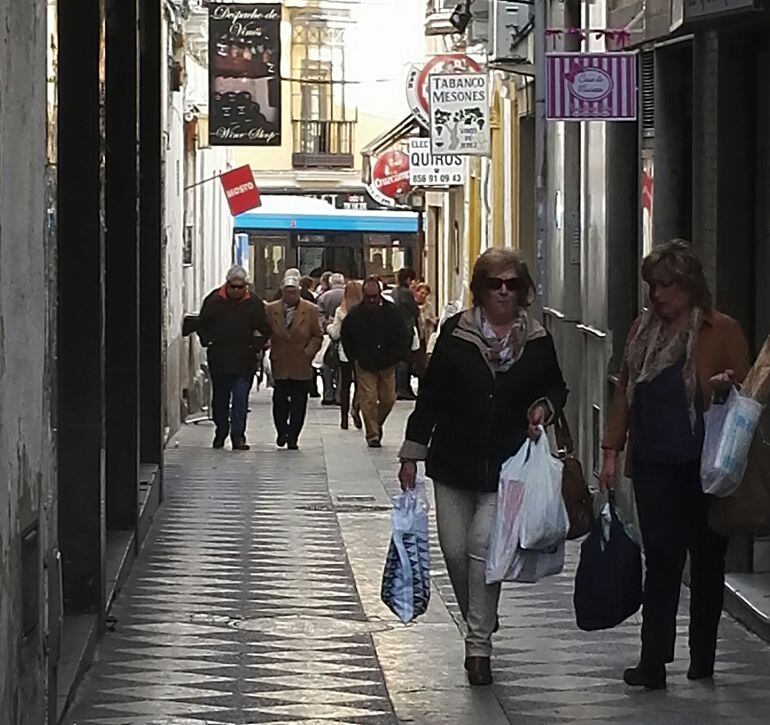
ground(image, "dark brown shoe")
xmin=352 ymin=409 xmax=363 ymax=429
xmin=464 ymin=657 xmax=492 ymax=686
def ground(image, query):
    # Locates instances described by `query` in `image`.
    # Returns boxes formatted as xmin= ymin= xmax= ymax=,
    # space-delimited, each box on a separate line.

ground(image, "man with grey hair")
xmin=198 ymin=265 xmax=270 ymax=451
xmin=317 ymin=272 xmax=346 ymax=405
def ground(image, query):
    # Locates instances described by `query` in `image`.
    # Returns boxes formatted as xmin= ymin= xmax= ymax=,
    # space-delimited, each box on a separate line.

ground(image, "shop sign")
xmin=220 ymin=165 xmax=261 ymax=215
xmin=406 ymin=53 xmax=483 ymax=127
xmin=684 ymin=0 xmax=757 ymax=21
xmin=408 ymin=138 xmax=465 ymax=187
xmin=428 ymin=73 xmax=490 ymax=156
xmin=546 ymin=52 xmax=637 ymax=122
xmin=368 ymin=151 xmax=411 ymax=207
xmin=209 ymin=3 xmax=282 ymax=146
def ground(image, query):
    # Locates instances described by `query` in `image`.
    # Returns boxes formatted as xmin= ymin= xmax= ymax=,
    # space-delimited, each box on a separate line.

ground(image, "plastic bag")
xmin=517 ymin=432 xmax=569 ymax=551
xmin=381 ymin=482 xmax=431 ymax=624
xmin=701 ymin=388 xmax=764 ymax=497
xmin=508 ymin=541 xmax=565 ymax=584
xmin=485 ymin=444 xmax=530 ymax=584
xmin=573 ymin=496 xmax=643 ymax=631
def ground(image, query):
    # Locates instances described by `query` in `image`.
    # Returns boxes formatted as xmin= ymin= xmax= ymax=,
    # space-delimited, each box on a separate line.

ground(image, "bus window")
xmin=366 ymin=246 xmax=410 ymax=287
xmin=251 ymin=240 xmax=286 ymax=300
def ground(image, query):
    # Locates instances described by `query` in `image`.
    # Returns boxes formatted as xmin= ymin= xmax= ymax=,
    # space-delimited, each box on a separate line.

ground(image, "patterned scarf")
xmin=625 ymin=307 xmax=703 ymax=428
xmin=454 ymin=307 xmax=545 ymax=373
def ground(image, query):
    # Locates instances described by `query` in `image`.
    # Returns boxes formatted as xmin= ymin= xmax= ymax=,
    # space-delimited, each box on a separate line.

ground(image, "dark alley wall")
xmin=0 ymin=0 xmax=57 ymax=722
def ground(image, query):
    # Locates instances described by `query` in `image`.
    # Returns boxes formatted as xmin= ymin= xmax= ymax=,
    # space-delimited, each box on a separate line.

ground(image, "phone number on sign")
xmin=412 ymin=173 xmax=463 ymax=185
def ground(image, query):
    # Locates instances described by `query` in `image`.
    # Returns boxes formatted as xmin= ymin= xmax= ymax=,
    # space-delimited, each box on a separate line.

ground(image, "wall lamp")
xmin=450 ymin=0 xmax=474 ymax=34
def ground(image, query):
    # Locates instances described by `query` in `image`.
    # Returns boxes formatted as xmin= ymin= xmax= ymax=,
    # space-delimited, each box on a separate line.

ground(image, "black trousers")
xmin=273 ymin=379 xmax=309 ymax=444
xmin=339 ymin=361 xmax=357 ymax=420
xmin=633 ymin=459 xmax=728 ymax=669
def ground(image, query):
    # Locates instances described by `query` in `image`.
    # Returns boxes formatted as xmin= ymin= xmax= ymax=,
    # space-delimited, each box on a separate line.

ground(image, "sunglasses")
xmin=485 ymin=277 xmax=525 ymax=292
xmin=228 ymin=283 xmax=246 ymax=290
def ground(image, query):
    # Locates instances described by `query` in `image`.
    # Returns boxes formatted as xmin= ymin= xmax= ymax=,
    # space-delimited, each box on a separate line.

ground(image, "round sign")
xmin=406 ymin=53 xmax=483 ymax=127
xmin=370 ymin=150 xmax=411 ymax=205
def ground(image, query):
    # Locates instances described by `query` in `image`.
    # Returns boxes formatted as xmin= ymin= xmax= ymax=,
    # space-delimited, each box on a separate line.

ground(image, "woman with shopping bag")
xmin=599 ymin=240 xmax=751 ymax=690
xmin=397 ymin=248 xmax=568 ymax=686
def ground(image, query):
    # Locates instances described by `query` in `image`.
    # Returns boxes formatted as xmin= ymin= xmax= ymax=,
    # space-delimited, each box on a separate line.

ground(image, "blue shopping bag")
xmin=381 ymin=483 xmax=431 ymax=624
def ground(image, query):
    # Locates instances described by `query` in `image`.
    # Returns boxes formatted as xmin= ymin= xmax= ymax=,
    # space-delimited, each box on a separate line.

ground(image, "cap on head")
xmin=226 ymin=265 xmax=249 ymax=284
xmin=282 ymin=271 xmax=301 ymax=289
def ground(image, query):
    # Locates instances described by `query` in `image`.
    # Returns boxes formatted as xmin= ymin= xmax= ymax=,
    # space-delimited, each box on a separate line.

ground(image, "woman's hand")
xmin=710 ymin=369 xmax=736 ymax=392
xmin=398 ymin=460 xmax=417 ymax=491
xmin=528 ymin=404 xmax=547 ymax=441
xmin=599 ymin=450 xmax=618 ymax=493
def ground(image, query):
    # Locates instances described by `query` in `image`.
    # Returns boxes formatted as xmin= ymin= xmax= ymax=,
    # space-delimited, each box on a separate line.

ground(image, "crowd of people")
xmin=197 ymin=264 xmax=432 ymax=451
xmin=197 ymin=241 xmax=750 ymax=692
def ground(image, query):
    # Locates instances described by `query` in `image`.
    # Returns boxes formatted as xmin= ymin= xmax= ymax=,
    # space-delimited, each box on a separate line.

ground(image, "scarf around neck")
xmin=454 ymin=306 xmax=546 ymax=373
xmin=625 ymin=307 xmax=703 ymax=428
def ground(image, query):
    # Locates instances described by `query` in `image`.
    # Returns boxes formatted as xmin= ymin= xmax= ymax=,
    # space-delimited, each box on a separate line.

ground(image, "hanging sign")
xmin=546 ymin=52 xmax=637 ymax=122
xmin=408 ymin=138 xmax=465 ymax=187
xmin=429 ymin=73 xmax=490 ymax=156
xmin=406 ymin=54 xmax=483 ymax=127
xmin=209 ymin=3 xmax=282 ymax=146
xmin=220 ymin=165 xmax=261 ymax=216
xmin=368 ymin=151 xmax=411 ymax=207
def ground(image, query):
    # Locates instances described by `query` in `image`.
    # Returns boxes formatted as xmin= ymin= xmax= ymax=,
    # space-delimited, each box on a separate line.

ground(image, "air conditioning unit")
xmin=490 ymin=0 xmax=532 ymax=61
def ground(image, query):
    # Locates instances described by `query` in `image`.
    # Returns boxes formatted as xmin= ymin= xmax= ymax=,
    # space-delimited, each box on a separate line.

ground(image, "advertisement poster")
xmin=209 ymin=3 xmax=282 ymax=146
xmin=429 ymin=73 xmax=490 ymax=156
xmin=408 ymin=138 xmax=464 ymax=187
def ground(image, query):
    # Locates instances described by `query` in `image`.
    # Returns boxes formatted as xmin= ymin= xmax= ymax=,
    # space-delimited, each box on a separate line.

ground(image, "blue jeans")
xmin=212 ymin=374 xmax=252 ymax=443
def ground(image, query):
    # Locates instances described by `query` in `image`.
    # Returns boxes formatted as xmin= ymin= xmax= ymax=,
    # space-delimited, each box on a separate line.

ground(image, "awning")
xmin=360 ymin=115 xmax=423 ymax=188
xmin=235 ymin=195 xmax=418 ymax=234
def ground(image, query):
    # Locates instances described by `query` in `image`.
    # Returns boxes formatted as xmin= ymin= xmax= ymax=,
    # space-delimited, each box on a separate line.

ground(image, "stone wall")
xmin=0 ymin=0 xmax=56 ymax=722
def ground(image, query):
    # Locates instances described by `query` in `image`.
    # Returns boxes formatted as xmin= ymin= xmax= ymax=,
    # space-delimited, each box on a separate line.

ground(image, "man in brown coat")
xmin=265 ymin=271 xmax=324 ymax=449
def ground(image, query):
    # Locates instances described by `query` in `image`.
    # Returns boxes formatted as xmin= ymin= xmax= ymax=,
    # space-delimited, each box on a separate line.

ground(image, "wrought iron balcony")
xmin=292 ymin=119 xmax=356 ymax=169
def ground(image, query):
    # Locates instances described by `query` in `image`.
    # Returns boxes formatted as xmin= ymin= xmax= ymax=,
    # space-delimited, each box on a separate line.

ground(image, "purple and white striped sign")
xmin=546 ymin=52 xmax=637 ymax=122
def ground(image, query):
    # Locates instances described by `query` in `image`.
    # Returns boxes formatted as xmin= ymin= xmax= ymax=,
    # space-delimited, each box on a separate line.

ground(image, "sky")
xmin=345 ymin=0 xmax=426 ymax=119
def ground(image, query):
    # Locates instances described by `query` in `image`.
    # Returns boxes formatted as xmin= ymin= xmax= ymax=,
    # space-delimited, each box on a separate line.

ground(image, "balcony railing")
xmin=292 ymin=120 xmax=356 ymax=169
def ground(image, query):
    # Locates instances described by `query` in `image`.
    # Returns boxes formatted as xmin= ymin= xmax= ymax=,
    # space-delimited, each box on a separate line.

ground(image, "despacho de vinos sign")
xmin=209 ymin=3 xmax=282 ymax=147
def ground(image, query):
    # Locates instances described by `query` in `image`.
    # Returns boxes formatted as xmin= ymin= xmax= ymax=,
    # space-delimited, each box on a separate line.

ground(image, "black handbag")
xmin=554 ymin=412 xmax=593 ymax=540
xmin=573 ymin=494 xmax=643 ymax=631
xmin=323 ymin=341 xmax=340 ymax=369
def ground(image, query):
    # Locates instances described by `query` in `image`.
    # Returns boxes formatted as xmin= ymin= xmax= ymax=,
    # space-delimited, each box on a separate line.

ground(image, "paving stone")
xmin=65 ymin=393 xmax=770 ymax=724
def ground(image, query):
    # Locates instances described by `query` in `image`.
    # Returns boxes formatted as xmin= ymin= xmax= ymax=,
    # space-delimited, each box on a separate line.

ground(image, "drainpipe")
xmin=534 ymin=0 xmax=548 ymax=305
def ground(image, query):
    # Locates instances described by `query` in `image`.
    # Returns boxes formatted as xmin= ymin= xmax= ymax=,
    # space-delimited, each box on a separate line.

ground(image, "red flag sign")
xmin=220 ymin=165 xmax=261 ymax=216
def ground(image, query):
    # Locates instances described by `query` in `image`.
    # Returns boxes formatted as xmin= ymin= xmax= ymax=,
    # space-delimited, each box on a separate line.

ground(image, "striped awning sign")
xmin=546 ymin=52 xmax=637 ymax=122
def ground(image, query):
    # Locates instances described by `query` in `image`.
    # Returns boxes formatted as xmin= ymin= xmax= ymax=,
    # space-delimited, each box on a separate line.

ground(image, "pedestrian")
xmin=299 ymin=276 xmax=317 ymax=302
xmin=392 ymin=267 xmax=420 ymax=400
xmin=397 ymin=248 xmax=568 ymax=686
xmin=317 ymin=273 xmax=346 ymax=406
xmin=271 ymin=268 xmax=314 ymax=302
xmin=316 ymin=270 xmax=334 ymax=295
xmin=197 ymin=265 xmax=271 ymax=451
xmin=328 ymin=281 xmax=364 ymax=430
xmin=341 ymin=276 xmax=411 ymax=448
xmin=265 ymin=270 xmax=324 ymax=450
xmin=413 ymin=282 xmax=437 ymax=379
xmin=599 ymin=239 xmax=751 ymax=690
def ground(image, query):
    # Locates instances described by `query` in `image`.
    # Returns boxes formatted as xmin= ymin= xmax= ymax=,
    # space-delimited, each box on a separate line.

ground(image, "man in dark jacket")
xmin=392 ymin=267 xmax=419 ymax=400
xmin=341 ymin=277 xmax=411 ymax=447
xmin=198 ymin=266 xmax=270 ymax=450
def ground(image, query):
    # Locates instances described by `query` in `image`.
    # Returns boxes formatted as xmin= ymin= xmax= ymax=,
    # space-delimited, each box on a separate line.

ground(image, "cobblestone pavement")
xmin=65 ymin=392 xmax=770 ymax=724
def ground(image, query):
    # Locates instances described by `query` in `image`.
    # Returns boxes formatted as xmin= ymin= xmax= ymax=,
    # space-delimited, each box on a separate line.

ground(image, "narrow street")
xmin=63 ymin=394 xmax=770 ymax=725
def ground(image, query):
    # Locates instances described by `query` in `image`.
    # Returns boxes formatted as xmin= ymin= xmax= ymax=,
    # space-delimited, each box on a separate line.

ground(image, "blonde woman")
xmin=328 ymin=281 xmax=364 ymax=430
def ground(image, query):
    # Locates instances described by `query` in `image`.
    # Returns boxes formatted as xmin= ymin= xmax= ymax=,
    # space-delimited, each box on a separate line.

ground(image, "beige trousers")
xmin=434 ymin=483 xmax=501 ymax=658
xmin=354 ymin=364 xmax=396 ymax=443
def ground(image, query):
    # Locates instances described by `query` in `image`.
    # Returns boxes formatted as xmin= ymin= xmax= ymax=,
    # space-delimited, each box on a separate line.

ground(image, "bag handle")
xmin=554 ymin=409 xmax=574 ymax=456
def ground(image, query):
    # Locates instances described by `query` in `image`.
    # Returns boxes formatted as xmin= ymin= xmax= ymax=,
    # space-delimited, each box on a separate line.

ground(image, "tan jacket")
xmin=266 ymin=299 xmax=323 ymax=381
xmin=603 ymin=310 xmax=751 ymax=476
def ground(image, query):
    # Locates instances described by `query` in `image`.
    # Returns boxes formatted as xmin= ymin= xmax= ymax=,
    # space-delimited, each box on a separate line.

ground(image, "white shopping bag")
xmin=380 ymin=482 xmax=431 ymax=624
xmin=702 ymin=388 xmax=764 ymax=497
xmin=508 ymin=541 xmax=565 ymax=584
xmin=485 ymin=443 xmax=530 ymax=584
xmin=517 ymin=432 xmax=569 ymax=551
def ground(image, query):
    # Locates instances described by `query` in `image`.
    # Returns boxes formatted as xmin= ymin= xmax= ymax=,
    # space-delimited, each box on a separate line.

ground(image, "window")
xmin=291 ymin=19 xmax=357 ymax=164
